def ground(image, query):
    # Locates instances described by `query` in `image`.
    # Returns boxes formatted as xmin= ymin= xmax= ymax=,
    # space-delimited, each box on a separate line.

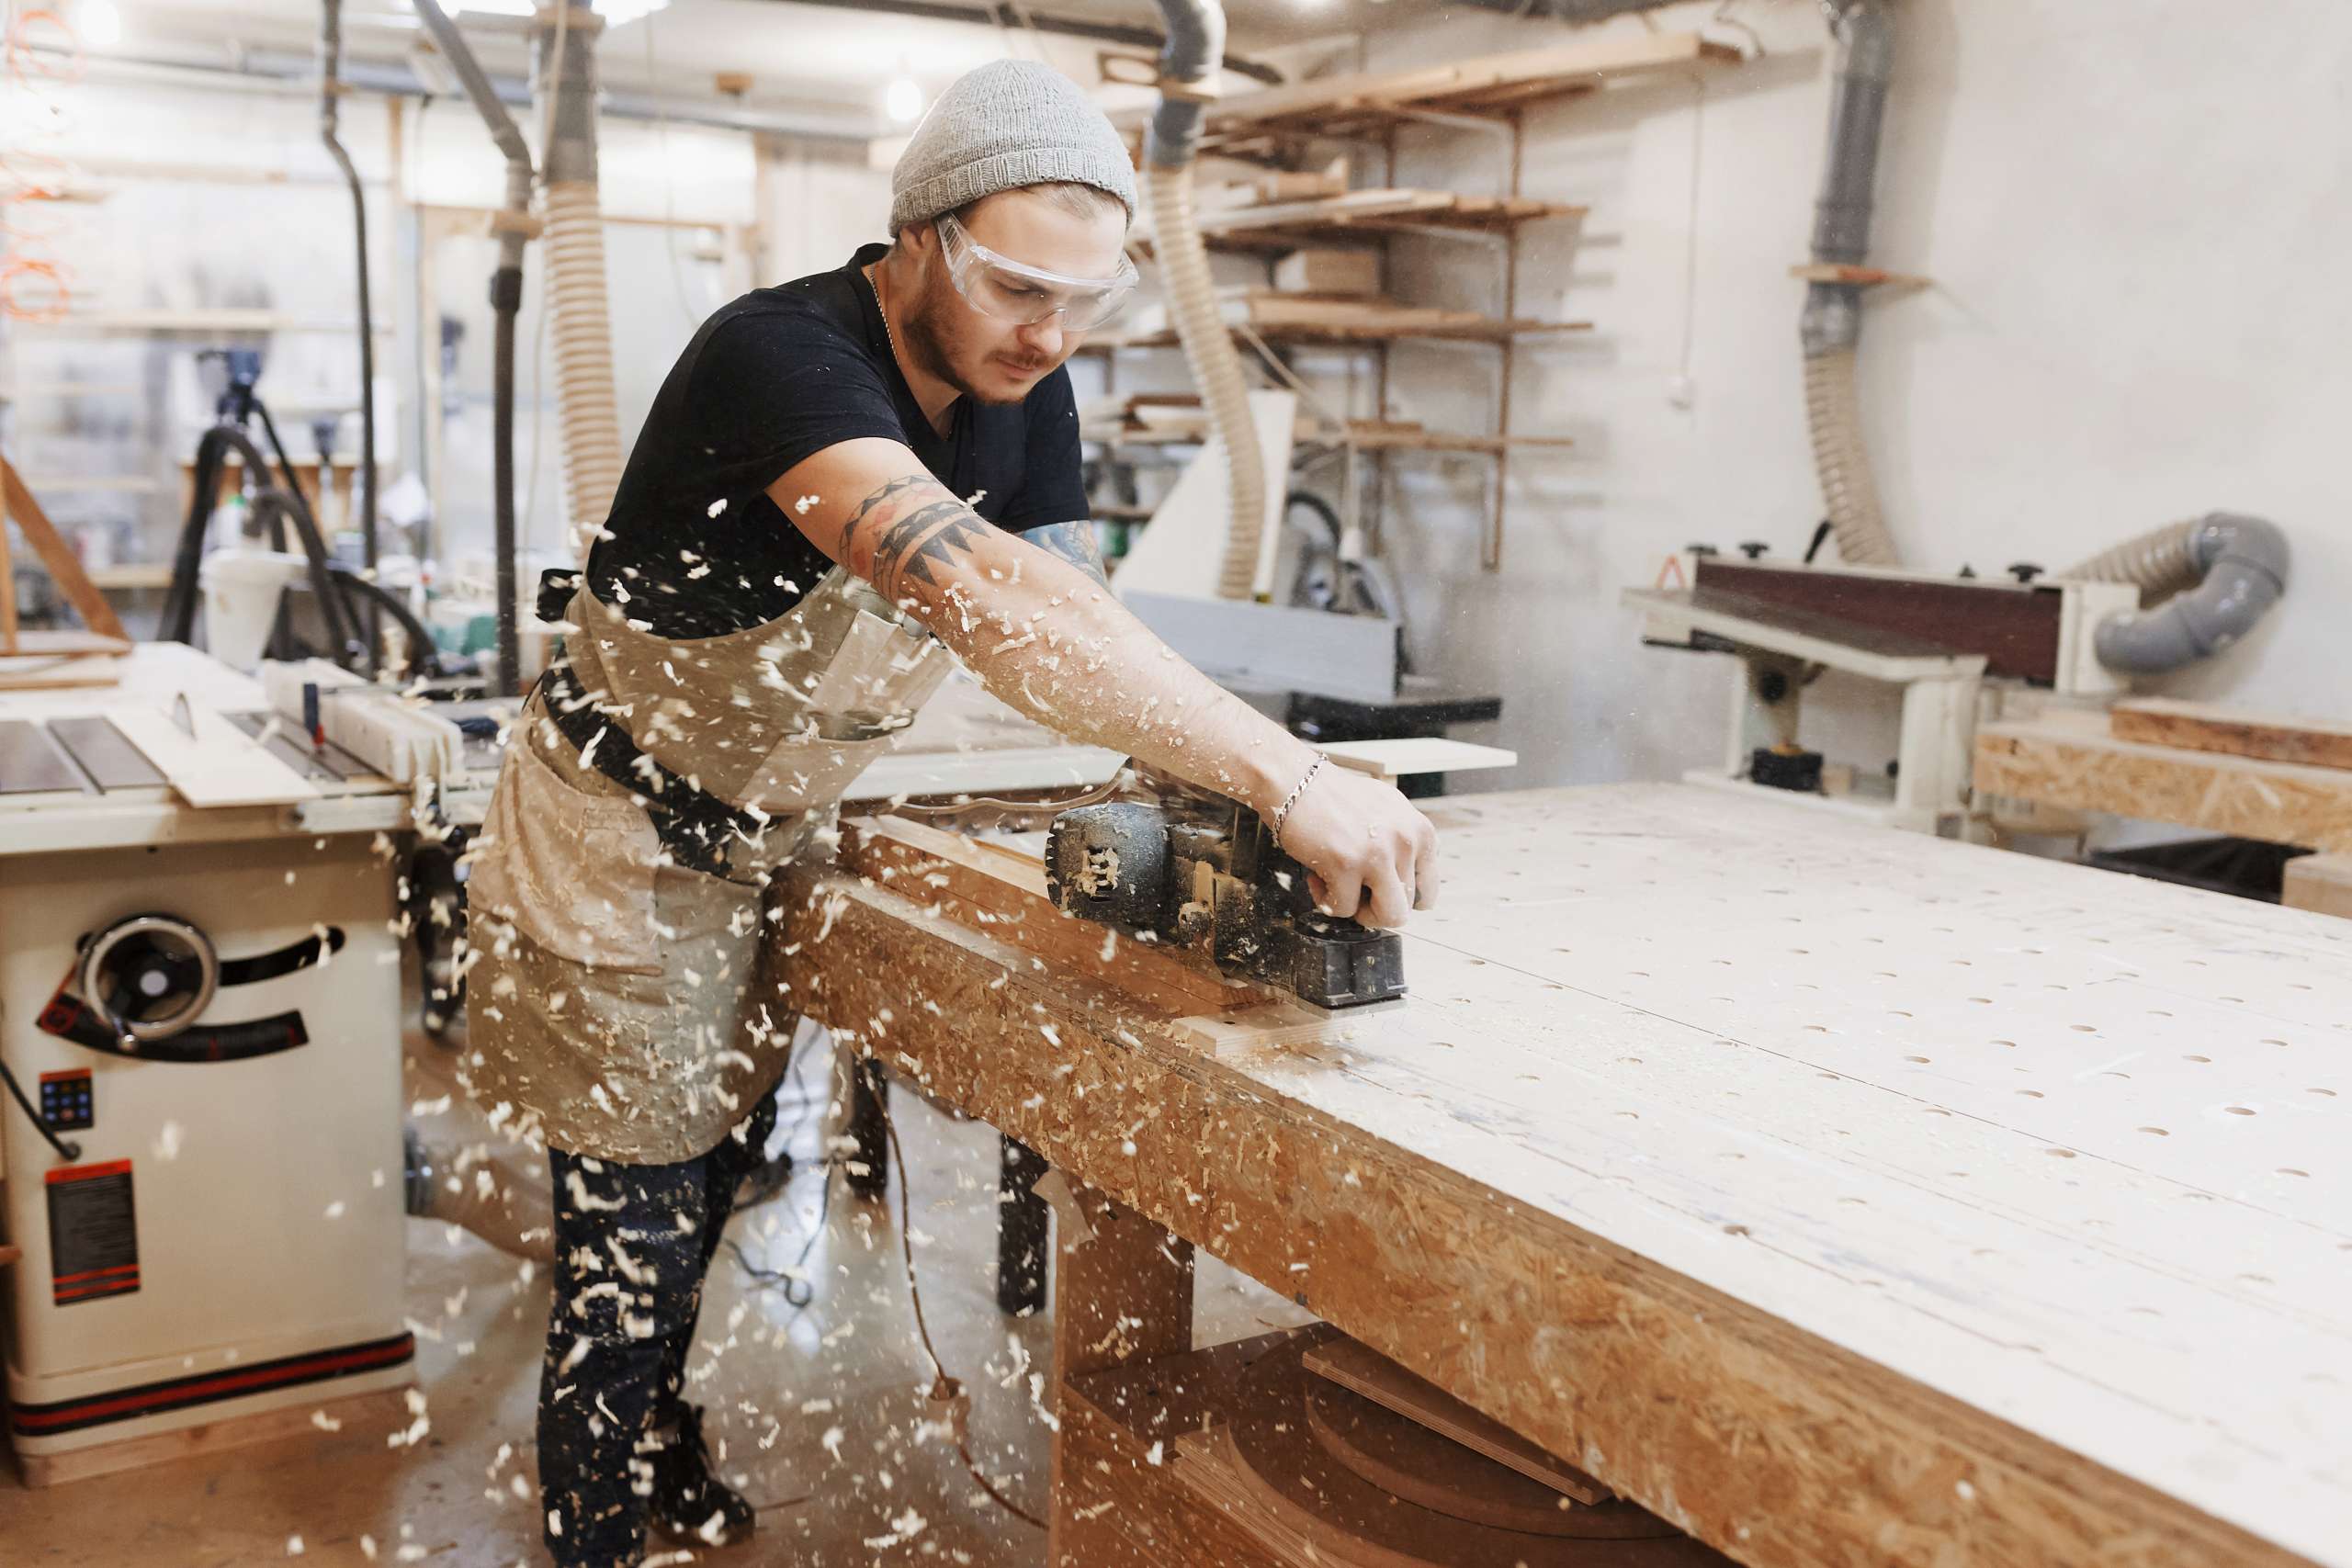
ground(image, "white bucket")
xmin=199 ymin=549 xmax=309 ymax=671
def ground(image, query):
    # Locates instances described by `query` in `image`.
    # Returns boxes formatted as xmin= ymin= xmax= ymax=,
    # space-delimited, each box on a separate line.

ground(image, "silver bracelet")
xmin=1270 ymin=754 xmax=1327 ymax=845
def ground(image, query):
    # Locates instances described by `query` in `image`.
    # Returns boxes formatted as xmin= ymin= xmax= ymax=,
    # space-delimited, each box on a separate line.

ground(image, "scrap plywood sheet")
xmin=778 ymin=783 xmax=2351 ymax=1568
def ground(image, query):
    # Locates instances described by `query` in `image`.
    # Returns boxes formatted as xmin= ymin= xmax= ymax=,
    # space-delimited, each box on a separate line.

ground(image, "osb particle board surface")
xmin=1180 ymin=784 xmax=2350 ymax=1566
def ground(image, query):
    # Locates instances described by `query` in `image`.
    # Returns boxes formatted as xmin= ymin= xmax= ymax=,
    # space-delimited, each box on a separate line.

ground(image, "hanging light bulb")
xmin=883 ymin=75 xmax=925 ymax=126
xmin=71 ymin=0 xmax=121 ymax=46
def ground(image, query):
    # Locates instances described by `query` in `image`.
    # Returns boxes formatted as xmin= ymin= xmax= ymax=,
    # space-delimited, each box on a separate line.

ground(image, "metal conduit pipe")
xmin=412 ymin=0 xmax=536 ymax=697
xmin=536 ymin=6 xmax=628 ymax=563
xmin=1800 ymin=0 xmax=1898 ymax=567
xmin=2063 ymin=513 xmax=2290 ymax=675
xmin=1147 ymin=0 xmax=1265 ymax=602
xmin=319 ymin=0 xmax=382 ymax=672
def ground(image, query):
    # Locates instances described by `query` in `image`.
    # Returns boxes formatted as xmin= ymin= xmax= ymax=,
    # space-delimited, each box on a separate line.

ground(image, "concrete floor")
xmin=3 ymin=1027 xmax=1309 ymax=1566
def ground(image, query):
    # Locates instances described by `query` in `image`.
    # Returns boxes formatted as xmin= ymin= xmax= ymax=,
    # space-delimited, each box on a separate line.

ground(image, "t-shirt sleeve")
xmin=684 ymin=306 xmax=908 ymax=487
xmin=994 ymin=367 xmax=1091 ymax=534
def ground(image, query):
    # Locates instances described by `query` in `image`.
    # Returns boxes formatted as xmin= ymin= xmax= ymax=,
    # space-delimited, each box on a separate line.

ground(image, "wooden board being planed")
xmin=775 ymin=783 xmax=2352 ymax=1568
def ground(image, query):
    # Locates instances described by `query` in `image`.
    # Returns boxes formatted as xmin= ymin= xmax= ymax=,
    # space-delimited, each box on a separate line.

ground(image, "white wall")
xmin=1340 ymin=0 xmax=2352 ymax=792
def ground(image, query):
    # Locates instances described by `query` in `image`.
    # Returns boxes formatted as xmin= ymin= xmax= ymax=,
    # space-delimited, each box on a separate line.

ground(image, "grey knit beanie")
xmin=888 ymin=61 xmax=1137 ymax=236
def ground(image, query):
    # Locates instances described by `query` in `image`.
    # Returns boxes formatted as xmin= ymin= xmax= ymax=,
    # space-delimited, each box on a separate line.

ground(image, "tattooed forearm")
xmin=842 ymin=476 xmax=989 ymax=604
xmin=1022 ymin=521 xmax=1110 ymax=588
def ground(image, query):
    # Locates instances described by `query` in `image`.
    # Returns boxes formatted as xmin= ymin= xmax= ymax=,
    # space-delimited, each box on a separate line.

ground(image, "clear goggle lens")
xmin=937 ymin=213 xmax=1136 ymax=333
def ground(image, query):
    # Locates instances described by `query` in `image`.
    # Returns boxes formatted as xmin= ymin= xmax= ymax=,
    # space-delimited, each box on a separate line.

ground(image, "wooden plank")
xmin=106 ymin=702 xmax=321 ymax=808
xmin=775 ymin=783 xmax=2352 ymax=1568
xmin=1112 ymin=30 xmax=1736 ymax=138
xmin=2281 ymin=852 xmax=2352 ymax=919
xmin=0 ymin=455 xmax=130 ymax=640
xmin=14 ymin=1384 xmax=413 ymax=1488
xmin=1301 ymin=1337 xmax=1610 ymax=1505
xmin=1977 ymin=708 xmax=2352 ymax=851
xmin=1319 ymin=739 xmax=1517 ymax=780
xmin=0 ymin=656 xmax=125 ymax=692
xmin=2112 ymin=697 xmax=2352 ymax=772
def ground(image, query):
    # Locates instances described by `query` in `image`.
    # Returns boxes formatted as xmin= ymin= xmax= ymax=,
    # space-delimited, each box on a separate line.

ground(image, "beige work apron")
xmin=459 ymin=568 xmax=951 ymax=1162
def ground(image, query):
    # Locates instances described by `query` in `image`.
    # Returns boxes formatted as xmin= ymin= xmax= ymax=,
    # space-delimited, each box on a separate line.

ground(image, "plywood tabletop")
xmin=1234 ymin=784 xmax=2351 ymax=1566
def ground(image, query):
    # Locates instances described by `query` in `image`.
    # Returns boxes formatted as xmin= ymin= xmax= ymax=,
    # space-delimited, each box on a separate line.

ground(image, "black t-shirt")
xmin=588 ymin=242 xmax=1089 ymax=637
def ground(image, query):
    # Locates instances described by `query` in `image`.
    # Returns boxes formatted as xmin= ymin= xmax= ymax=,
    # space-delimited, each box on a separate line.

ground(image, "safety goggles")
xmin=936 ymin=211 xmax=1137 ymax=333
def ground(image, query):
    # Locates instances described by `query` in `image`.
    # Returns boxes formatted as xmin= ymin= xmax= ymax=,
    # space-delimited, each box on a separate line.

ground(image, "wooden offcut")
xmin=1301 ymin=1338 xmax=1609 ymax=1506
xmin=0 ymin=453 xmax=132 ymax=648
xmin=2282 ymin=852 xmax=2352 ymax=919
xmin=1272 ymin=248 xmax=1381 ymax=298
xmin=1977 ymin=707 xmax=2352 ymax=851
xmin=2111 ymin=697 xmax=2352 ymax=772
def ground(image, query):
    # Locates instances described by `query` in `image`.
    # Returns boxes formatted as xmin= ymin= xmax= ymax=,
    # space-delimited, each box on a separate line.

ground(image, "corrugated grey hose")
xmin=2063 ymin=513 xmax=2290 ymax=674
xmin=1148 ymin=0 xmax=1265 ymax=602
xmin=1802 ymin=0 xmax=1898 ymax=567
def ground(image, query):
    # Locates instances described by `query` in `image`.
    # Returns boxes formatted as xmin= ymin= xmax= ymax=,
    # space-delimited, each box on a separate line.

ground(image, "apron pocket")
xmin=738 ymin=728 xmax=895 ymax=815
xmin=468 ymin=738 xmax=664 ymax=974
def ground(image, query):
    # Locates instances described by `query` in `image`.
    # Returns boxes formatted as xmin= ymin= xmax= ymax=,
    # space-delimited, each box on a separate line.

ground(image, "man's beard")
xmin=907 ymin=282 xmax=1049 ymax=408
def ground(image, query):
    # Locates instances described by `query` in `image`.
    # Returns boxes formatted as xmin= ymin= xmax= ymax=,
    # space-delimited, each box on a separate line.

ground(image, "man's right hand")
xmin=1267 ymin=761 xmax=1438 ymax=930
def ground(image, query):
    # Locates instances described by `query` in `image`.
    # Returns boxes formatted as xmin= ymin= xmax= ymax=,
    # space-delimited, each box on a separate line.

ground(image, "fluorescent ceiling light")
xmin=71 ymin=0 xmax=122 ymax=46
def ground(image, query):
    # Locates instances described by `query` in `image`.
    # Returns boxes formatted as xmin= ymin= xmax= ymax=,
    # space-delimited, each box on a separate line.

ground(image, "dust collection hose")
xmin=1147 ymin=0 xmax=1264 ymax=602
xmin=412 ymin=0 xmax=535 ymax=696
xmin=319 ymin=0 xmax=381 ymax=672
xmin=537 ymin=6 xmax=628 ymax=564
xmin=2062 ymin=513 xmax=2290 ymax=675
xmin=1800 ymin=0 xmax=1896 ymax=568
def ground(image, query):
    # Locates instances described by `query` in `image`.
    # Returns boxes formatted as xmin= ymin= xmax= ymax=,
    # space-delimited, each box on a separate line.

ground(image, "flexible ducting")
xmin=2062 ymin=513 xmax=2290 ymax=675
xmin=319 ymin=0 xmax=381 ymax=671
xmin=1800 ymin=0 xmax=1897 ymax=567
xmin=536 ymin=10 xmax=627 ymax=564
xmin=1148 ymin=0 xmax=1264 ymax=602
xmin=413 ymin=0 xmax=535 ymax=696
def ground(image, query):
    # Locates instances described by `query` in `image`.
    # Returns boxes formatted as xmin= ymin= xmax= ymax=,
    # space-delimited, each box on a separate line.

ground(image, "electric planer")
xmin=1044 ymin=795 xmax=1407 ymax=1014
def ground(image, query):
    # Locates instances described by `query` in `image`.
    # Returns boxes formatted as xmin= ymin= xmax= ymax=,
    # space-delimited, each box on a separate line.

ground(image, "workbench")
xmin=775 ymin=784 xmax=2350 ymax=1568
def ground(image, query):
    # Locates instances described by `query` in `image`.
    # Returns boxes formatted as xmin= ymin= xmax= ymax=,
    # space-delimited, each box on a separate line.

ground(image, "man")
xmin=462 ymin=59 xmax=1437 ymax=1565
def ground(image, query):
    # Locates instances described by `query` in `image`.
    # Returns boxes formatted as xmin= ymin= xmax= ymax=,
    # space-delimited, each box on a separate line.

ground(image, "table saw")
xmin=0 ymin=645 xmax=477 ymax=1482
xmin=775 ymin=784 xmax=2350 ymax=1568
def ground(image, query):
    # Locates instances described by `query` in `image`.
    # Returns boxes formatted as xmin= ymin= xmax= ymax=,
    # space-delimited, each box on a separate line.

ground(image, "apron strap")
xmin=534 ymin=663 xmax=768 ymax=882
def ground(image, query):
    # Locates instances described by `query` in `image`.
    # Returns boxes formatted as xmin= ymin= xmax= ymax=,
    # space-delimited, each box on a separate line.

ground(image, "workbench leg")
xmin=843 ymin=1055 xmax=888 ymax=1198
xmin=996 ymin=1134 xmax=1050 ymax=1316
xmin=1046 ymin=1179 xmax=1193 ymax=1568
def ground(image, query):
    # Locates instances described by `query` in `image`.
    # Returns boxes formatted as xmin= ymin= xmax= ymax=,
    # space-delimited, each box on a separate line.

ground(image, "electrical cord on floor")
xmin=873 ymin=1078 xmax=1046 ymax=1531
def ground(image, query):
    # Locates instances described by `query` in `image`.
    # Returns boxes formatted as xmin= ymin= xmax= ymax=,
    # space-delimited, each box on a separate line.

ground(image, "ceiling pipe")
xmin=412 ymin=0 xmax=537 ymax=695
xmin=21 ymin=41 xmax=886 ymax=140
xmin=759 ymin=0 xmax=1283 ymax=85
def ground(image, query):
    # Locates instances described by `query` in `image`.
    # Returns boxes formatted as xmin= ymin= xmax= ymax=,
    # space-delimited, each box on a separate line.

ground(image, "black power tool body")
xmin=1044 ymin=799 xmax=1406 ymax=1014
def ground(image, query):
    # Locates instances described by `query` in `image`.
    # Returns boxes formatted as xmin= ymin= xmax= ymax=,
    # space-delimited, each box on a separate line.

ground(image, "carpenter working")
xmin=458 ymin=60 xmax=1438 ymax=1565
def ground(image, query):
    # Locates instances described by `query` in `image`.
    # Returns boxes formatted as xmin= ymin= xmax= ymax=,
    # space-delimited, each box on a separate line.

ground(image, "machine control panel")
xmin=38 ymin=1069 xmax=94 ymax=1132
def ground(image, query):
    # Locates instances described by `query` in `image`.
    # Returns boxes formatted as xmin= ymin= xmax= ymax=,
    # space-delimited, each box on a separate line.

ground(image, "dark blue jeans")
xmin=538 ymin=1093 xmax=775 ymax=1566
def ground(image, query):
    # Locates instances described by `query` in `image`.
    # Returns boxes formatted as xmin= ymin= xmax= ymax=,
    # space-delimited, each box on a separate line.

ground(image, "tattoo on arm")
xmin=1023 ymin=522 xmax=1110 ymax=588
xmin=842 ymin=476 xmax=989 ymax=603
